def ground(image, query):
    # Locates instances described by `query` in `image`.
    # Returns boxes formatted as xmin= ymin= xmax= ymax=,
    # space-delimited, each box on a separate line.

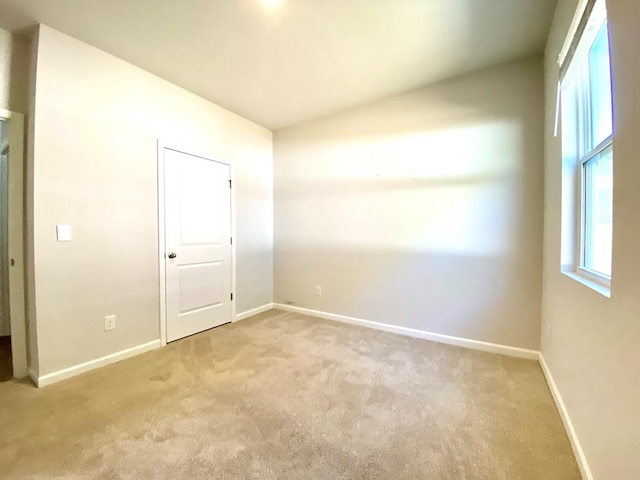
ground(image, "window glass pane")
xmin=583 ymin=145 xmax=613 ymax=276
xmin=561 ymin=77 xmax=580 ymax=160
xmin=588 ymin=22 xmax=613 ymax=148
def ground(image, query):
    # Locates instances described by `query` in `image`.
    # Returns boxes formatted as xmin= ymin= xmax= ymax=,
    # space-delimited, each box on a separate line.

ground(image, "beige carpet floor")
xmin=0 ymin=309 xmax=580 ymax=479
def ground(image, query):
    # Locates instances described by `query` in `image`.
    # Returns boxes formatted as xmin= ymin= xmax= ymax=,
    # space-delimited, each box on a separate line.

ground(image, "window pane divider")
xmin=580 ymin=134 xmax=613 ymax=165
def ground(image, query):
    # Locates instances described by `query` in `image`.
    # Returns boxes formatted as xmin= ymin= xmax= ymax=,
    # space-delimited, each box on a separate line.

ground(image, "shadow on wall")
xmin=274 ymin=59 xmax=544 ymax=350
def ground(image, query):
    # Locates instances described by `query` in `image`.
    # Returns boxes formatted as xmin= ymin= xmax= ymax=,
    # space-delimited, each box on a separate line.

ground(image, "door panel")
xmin=178 ymin=262 xmax=222 ymax=312
xmin=164 ymin=148 xmax=231 ymax=342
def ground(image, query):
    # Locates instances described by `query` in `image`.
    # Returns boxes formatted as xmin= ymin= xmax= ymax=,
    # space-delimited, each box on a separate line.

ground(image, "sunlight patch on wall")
xmin=333 ymin=122 xmax=519 ymax=180
xmin=278 ymin=121 xmax=523 ymax=256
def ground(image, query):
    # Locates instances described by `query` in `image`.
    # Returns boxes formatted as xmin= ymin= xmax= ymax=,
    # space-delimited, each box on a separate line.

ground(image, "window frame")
xmin=578 ymin=135 xmax=613 ymax=284
xmin=560 ymin=0 xmax=613 ymax=292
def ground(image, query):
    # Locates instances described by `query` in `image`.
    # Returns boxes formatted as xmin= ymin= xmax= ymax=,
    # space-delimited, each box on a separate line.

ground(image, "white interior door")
xmin=164 ymin=148 xmax=232 ymax=342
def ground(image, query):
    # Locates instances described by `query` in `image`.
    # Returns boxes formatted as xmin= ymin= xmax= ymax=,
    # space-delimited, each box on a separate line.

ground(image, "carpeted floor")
xmin=0 ymin=309 xmax=580 ymax=479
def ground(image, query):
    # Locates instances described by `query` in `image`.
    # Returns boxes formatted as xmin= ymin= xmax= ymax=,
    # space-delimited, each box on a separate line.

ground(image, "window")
xmin=560 ymin=0 xmax=614 ymax=291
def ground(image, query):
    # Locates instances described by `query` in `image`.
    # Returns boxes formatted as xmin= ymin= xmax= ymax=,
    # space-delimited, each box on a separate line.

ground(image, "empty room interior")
xmin=0 ymin=0 xmax=638 ymax=478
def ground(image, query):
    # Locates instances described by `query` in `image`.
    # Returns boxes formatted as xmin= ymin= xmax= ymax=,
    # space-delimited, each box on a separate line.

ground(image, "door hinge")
xmin=229 ymin=179 xmax=232 ymax=188
xmin=230 ymin=236 xmax=233 ymax=245
xmin=230 ymin=293 xmax=233 ymax=301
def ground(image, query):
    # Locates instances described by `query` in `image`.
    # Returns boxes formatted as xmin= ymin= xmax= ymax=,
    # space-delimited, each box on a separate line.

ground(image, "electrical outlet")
xmin=104 ymin=315 xmax=116 ymax=331
xmin=316 ymin=285 xmax=322 ymax=296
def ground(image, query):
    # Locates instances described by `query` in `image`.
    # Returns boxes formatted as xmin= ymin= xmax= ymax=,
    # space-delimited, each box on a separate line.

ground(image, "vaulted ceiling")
xmin=0 ymin=0 xmax=557 ymax=129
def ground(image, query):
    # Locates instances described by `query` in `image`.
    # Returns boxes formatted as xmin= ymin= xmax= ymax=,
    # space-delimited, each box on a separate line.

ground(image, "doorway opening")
xmin=0 ymin=108 xmax=27 ymax=380
xmin=0 ymin=118 xmax=11 ymax=381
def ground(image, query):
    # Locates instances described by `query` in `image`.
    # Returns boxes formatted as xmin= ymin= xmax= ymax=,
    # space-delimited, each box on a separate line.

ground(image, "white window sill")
xmin=562 ymin=270 xmax=611 ymax=298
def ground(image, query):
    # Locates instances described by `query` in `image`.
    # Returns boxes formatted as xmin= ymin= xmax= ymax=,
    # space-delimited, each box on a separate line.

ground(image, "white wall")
xmin=29 ymin=25 xmax=273 ymax=376
xmin=0 ymin=27 xmax=28 ymax=114
xmin=274 ymin=57 xmax=544 ymax=350
xmin=542 ymin=1 xmax=640 ymax=478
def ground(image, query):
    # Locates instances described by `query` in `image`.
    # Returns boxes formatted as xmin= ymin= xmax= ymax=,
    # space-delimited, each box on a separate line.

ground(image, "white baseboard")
xmin=273 ymin=303 xmax=539 ymax=360
xmin=539 ymin=353 xmax=593 ymax=480
xmin=33 ymin=340 xmax=161 ymax=388
xmin=234 ymin=303 xmax=274 ymax=322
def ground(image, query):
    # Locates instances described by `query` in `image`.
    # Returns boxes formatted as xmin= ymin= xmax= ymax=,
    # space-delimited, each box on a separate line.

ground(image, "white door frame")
xmin=1 ymin=108 xmax=27 ymax=378
xmin=157 ymin=140 xmax=236 ymax=346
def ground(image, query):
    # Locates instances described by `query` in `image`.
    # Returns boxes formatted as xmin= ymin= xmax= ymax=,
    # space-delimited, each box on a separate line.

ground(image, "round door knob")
xmin=168 ymin=252 xmax=177 ymax=259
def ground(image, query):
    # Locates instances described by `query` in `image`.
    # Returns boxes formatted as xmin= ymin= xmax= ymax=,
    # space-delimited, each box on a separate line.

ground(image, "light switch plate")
xmin=56 ymin=225 xmax=72 ymax=242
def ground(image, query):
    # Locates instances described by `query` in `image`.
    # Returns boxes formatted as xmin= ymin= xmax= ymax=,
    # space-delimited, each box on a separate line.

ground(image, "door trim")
xmin=156 ymin=140 xmax=236 ymax=346
xmin=1 ymin=108 xmax=27 ymax=378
